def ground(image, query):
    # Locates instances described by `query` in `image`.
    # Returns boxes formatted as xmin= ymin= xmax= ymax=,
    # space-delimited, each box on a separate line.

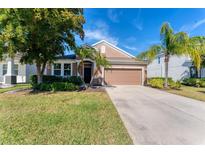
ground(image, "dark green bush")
xmin=34 ymin=82 xmax=78 ymax=92
xmin=30 ymin=75 xmax=84 ymax=87
xmin=182 ymin=78 xmax=205 ymax=87
xmin=30 ymin=75 xmax=38 ymax=87
xmin=67 ymin=76 xmax=84 ymax=86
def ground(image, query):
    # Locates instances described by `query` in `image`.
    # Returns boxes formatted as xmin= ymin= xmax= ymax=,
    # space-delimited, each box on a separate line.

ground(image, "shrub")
xmin=30 ymin=75 xmax=84 ymax=90
xmin=67 ymin=76 xmax=84 ymax=86
xmin=30 ymin=75 xmax=38 ymax=87
xmin=200 ymin=80 xmax=205 ymax=87
xmin=148 ymin=77 xmax=181 ymax=89
xmin=148 ymin=78 xmax=164 ymax=89
xmin=182 ymin=78 xmax=205 ymax=88
xmin=34 ymin=82 xmax=78 ymax=92
xmin=169 ymin=81 xmax=181 ymax=89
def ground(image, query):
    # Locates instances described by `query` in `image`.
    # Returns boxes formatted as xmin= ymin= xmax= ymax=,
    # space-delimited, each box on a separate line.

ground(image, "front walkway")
xmin=106 ymin=85 xmax=205 ymax=144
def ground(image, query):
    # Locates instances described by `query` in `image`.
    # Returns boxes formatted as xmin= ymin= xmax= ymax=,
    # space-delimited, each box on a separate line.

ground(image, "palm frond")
xmin=137 ymin=45 xmax=162 ymax=63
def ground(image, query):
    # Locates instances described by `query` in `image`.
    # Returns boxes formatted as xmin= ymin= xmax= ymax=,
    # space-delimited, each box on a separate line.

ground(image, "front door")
xmin=84 ymin=67 xmax=92 ymax=83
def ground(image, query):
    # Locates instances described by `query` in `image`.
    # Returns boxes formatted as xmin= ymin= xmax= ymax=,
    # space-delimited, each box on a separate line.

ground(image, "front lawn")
xmin=166 ymin=85 xmax=205 ymax=102
xmin=0 ymin=91 xmax=132 ymax=144
xmin=0 ymin=84 xmax=31 ymax=93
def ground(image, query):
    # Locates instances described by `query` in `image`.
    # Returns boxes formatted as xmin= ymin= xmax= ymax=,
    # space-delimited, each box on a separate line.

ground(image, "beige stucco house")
xmin=0 ymin=40 xmax=147 ymax=85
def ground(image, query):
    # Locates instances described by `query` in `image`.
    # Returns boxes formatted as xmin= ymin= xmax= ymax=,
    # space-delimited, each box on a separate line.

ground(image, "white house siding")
xmin=26 ymin=64 xmax=36 ymax=83
xmin=148 ymin=55 xmax=193 ymax=81
xmin=0 ymin=59 xmax=28 ymax=84
xmin=0 ymin=64 xmax=4 ymax=83
xmin=16 ymin=63 xmax=26 ymax=83
xmin=201 ymin=68 xmax=205 ymax=78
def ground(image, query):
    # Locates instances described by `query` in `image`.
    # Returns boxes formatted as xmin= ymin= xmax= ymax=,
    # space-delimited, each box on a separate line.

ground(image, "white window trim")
xmin=2 ymin=63 xmax=19 ymax=76
xmin=2 ymin=63 xmax=7 ymax=75
xmin=63 ymin=63 xmax=72 ymax=77
xmin=52 ymin=62 xmax=73 ymax=77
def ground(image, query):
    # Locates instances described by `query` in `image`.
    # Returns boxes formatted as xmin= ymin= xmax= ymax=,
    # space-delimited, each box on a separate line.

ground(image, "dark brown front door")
xmin=84 ymin=67 xmax=92 ymax=83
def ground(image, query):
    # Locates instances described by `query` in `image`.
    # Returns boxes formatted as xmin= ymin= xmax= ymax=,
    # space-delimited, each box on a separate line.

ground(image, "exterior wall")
xmin=0 ymin=63 xmax=3 ymax=83
xmin=94 ymin=42 xmax=131 ymax=58
xmin=148 ymin=55 xmax=193 ymax=81
xmin=201 ymin=68 xmax=205 ymax=78
xmin=50 ymin=59 xmax=76 ymax=76
xmin=26 ymin=64 xmax=37 ymax=83
xmin=72 ymin=62 xmax=77 ymax=76
xmin=0 ymin=58 xmax=27 ymax=83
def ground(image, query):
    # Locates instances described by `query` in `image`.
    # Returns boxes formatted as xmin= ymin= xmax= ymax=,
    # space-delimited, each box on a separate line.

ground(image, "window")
xmin=14 ymin=64 xmax=18 ymax=75
xmin=53 ymin=63 xmax=61 ymax=76
xmin=158 ymin=56 xmax=160 ymax=64
xmin=64 ymin=63 xmax=71 ymax=76
xmin=3 ymin=64 xmax=7 ymax=75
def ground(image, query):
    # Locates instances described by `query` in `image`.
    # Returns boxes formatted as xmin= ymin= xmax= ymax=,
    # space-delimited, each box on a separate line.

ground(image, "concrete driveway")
xmin=106 ymin=85 xmax=205 ymax=144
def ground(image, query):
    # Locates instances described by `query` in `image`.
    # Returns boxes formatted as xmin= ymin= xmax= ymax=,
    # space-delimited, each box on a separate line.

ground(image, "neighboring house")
xmin=0 ymin=40 xmax=147 ymax=85
xmin=147 ymin=53 xmax=205 ymax=81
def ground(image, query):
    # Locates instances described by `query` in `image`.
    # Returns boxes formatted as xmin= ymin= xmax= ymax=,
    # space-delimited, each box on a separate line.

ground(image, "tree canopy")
xmin=188 ymin=36 xmax=205 ymax=74
xmin=137 ymin=22 xmax=189 ymax=87
xmin=0 ymin=9 xmax=85 ymax=83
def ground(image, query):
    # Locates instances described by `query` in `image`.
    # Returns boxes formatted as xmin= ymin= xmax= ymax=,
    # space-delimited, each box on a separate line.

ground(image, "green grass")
xmin=0 ymin=91 xmax=132 ymax=144
xmin=0 ymin=84 xmax=31 ymax=93
xmin=166 ymin=85 xmax=205 ymax=102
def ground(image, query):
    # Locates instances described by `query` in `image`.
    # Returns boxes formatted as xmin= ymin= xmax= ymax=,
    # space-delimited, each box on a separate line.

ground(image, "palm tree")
xmin=137 ymin=22 xmax=189 ymax=88
xmin=75 ymin=45 xmax=110 ymax=85
xmin=75 ymin=45 xmax=95 ymax=77
xmin=90 ymin=51 xmax=110 ymax=85
xmin=188 ymin=36 xmax=205 ymax=78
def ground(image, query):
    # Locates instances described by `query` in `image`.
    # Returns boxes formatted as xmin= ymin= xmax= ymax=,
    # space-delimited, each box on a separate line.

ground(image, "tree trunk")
xmin=36 ymin=63 xmax=42 ymax=84
xmin=164 ymin=55 xmax=169 ymax=88
xmin=197 ymin=68 xmax=201 ymax=78
xmin=36 ymin=61 xmax=47 ymax=84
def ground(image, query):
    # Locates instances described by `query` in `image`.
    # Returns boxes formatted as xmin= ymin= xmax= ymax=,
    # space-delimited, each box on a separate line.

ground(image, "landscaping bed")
xmin=147 ymin=77 xmax=205 ymax=102
xmin=166 ymin=85 xmax=205 ymax=102
xmin=147 ymin=77 xmax=181 ymax=89
xmin=0 ymin=91 xmax=132 ymax=144
xmin=30 ymin=75 xmax=85 ymax=92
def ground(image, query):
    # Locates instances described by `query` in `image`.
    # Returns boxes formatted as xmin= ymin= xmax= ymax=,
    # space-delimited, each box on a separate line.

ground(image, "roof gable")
xmin=92 ymin=40 xmax=135 ymax=58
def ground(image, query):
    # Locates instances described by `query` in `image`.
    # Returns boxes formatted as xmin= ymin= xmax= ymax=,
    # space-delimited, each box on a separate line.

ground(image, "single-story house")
xmin=147 ymin=53 xmax=205 ymax=81
xmin=0 ymin=40 xmax=147 ymax=85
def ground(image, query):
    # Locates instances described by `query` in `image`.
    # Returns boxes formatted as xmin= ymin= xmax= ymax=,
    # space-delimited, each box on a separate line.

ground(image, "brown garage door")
xmin=104 ymin=68 xmax=142 ymax=85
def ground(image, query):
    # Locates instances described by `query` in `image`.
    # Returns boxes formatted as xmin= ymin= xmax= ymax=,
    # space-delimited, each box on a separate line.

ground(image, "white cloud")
xmin=107 ymin=9 xmax=123 ymax=23
xmin=85 ymin=30 xmax=118 ymax=45
xmin=180 ymin=18 xmax=205 ymax=33
xmin=125 ymin=36 xmax=137 ymax=43
xmin=84 ymin=20 xmax=119 ymax=45
xmin=132 ymin=9 xmax=143 ymax=31
xmin=123 ymin=45 xmax=138 ymax=51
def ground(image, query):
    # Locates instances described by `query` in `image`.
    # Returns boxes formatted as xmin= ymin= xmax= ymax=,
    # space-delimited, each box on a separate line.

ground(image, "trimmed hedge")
xmin=35 ymin=82 xmax=79 ymax=92
xmin=148 ymin=77 xmax=181 ymax=89
xmin=182 ymin=78 xmax=205 ymax=88
xmin=30 ymin=75 xmax=84 ymax=91
xmin=30 ymin=75 xmax=84 ymax=85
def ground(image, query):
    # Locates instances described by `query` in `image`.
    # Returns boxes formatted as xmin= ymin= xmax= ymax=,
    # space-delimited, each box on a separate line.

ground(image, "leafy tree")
xmin=0 ymin=9 xmax=85 ymax=83
xmin=188 ymin=36 xmax=205 ymax=77
xmin=137 ymin=22 xmax=189 ymax=88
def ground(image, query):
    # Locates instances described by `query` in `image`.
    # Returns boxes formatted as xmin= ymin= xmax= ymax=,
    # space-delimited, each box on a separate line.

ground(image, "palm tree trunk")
xmin=164 ymin=55 xmax=169 ymax=88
